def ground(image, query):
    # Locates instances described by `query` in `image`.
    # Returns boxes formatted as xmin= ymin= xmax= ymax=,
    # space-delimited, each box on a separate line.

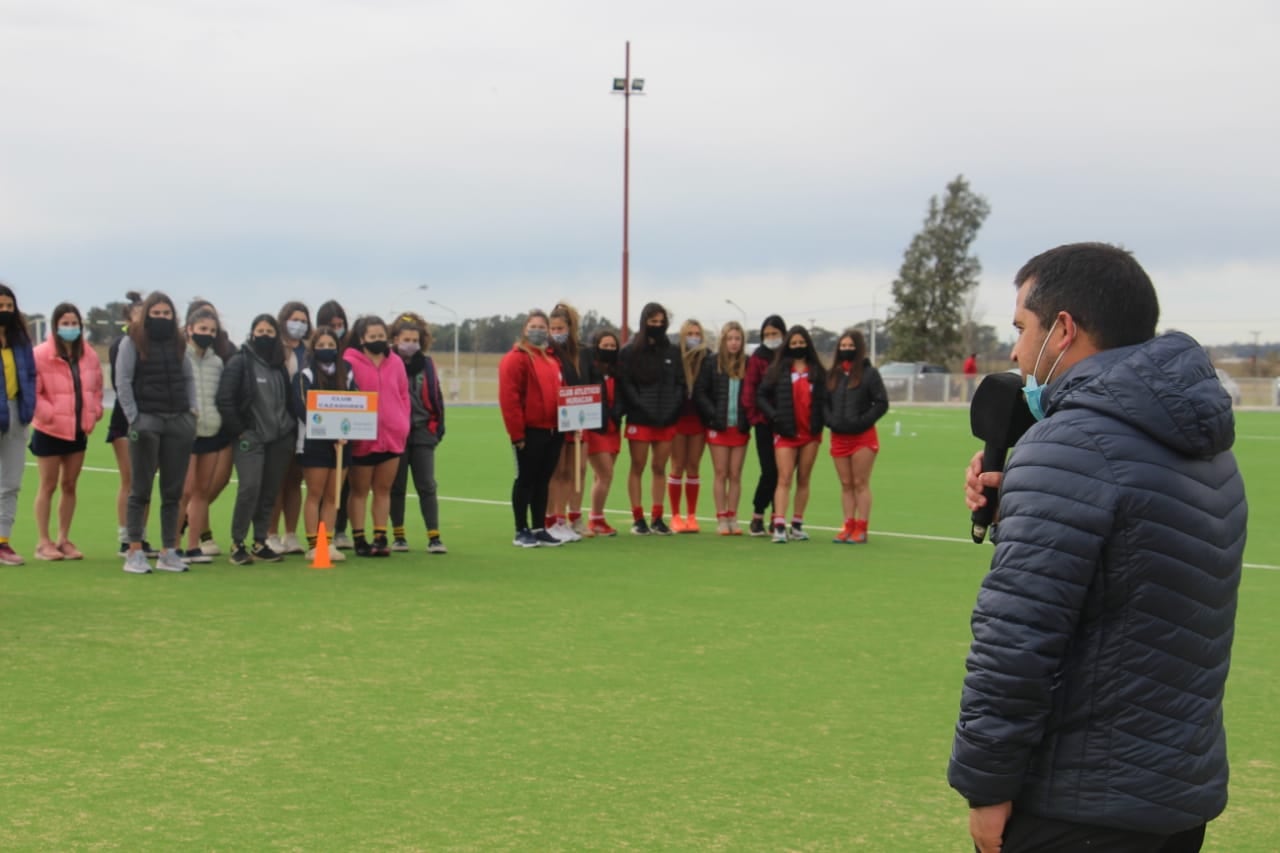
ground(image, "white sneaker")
xmin=549 ymin=520 xmax=581 ymax=543
xmin=771 ymin=524 xmax=788 ymax=544
xmin=328 ymin=544 xmax=346 ymax=562
xmin=571 ymin=516 xmax=593 ymax=538
xmin=199 ymin=539 xmax=222 ymax=557
xmin=333 ymin=532 xmax=354 ymax=550
xmin=123 ymin=549 xmax=153 ymax=574
xmin=281 ymin=533 xmax=305 ymax=555
xmin=265 ymin=535 xmax=286 ymax=554
xmin=155 ymin=548 xmax=190 ymax=572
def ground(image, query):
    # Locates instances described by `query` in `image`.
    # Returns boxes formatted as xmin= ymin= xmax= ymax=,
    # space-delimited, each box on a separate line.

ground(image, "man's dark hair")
xmin=1016 ymin=242 xmax=1159 ymax=350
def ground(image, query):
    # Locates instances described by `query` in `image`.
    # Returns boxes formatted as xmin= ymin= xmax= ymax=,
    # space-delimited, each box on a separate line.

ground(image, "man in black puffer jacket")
xmin=950 ymin=243 xmax=1246 ymax=853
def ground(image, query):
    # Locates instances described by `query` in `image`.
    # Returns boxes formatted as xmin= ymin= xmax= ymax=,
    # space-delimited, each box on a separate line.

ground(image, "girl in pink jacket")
xmin=30 ymin=303 xmax=104 ymax=560
xmin=343 ymin=315 xmax=410 ymax=557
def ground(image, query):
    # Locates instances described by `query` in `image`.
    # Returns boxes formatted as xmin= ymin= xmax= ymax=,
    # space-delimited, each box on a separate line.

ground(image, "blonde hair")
xmin=716 ymin=321 xmax=747 ymax=380
xmin=678 ymin=318 xmax=709 ymax=390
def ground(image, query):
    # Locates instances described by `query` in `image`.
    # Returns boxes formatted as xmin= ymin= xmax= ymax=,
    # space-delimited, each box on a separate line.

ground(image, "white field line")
xmin=58 ymin=463 xmax=1280 ymax=572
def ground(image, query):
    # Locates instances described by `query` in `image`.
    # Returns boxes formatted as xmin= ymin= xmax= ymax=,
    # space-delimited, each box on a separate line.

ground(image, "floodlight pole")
xmin=613 ymin=42 xmax=642 ymax=342
xmin=725 ymin=298 xmax=747 ymax=326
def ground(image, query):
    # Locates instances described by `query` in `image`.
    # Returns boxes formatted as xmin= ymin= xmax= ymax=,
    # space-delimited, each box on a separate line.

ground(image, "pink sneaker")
xmin=0 ymin=543 xmax=25 ymax=566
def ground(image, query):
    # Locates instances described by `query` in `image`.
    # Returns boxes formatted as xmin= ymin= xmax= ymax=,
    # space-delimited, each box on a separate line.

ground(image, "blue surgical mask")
xmin=57 ymin=326 xmax=82 ymax=342
xmin=1022 ymin=318 xmax=1067 ymax=421
xmin=685 ymin=335 xmax=702 ymax=349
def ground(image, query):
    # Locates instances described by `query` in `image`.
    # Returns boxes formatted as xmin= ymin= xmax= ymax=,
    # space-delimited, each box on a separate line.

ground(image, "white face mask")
xmin=685 ymin=335 xmax=702 ymax=349
xmin=762 ymin=338 xmax=782 ymax=351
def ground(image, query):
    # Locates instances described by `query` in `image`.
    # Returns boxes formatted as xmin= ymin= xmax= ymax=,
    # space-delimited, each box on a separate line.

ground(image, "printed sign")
xmin=305 ymin=390 xmax=379 ymax=440
xmin=558 ymin=385 xmax=603 ymax=432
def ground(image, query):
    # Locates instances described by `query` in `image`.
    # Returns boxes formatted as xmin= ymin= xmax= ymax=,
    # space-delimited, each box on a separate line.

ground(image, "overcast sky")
xmin=2 ymin=0 xmax=1277 ymax=348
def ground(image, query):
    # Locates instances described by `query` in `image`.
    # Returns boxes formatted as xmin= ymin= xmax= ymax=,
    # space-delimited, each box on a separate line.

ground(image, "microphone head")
xmin=970 ymin=371 xmax=1037 ymax=445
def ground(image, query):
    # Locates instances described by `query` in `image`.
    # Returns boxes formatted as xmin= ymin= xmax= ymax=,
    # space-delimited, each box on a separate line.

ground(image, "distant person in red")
xmin=963 ymin=351 xmax=979 ymax=399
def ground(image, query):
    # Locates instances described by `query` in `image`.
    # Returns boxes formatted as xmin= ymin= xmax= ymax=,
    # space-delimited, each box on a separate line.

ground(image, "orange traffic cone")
xmin=311 ymin=522 xmax=334 ymax=570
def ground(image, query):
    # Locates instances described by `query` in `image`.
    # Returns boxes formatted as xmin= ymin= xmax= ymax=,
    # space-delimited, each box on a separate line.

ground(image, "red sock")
xmin=771 ymin=514 xmax=785 ymax=527
xmin=545 ymin=515 xmax=557 ymax=529
xmin=667 ymin=477 xmax=682 ymax=515
xmin=632 ymin=506 xmax=644 ymax=522
xmin=715 ymin=511 xmax=726 ymax=519
xmin=568 ymin=511 xmax=581 ymax=522
xmin=845 ymin=518 xmax=855 ymax=531
xmin=651 ymin=503 xmax=664 ymax=521
xmin=685 ymin=478 xmax=700 ymax=515
xmin=855 ymin=519 xmax=868 ymax=535
xmin=590 ymin=512 xmax=605 ymax=522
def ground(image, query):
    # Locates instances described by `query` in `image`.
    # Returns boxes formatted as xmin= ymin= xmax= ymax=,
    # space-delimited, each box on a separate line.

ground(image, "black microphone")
xmin=969 ymin=372 xmax=1037 ymax=543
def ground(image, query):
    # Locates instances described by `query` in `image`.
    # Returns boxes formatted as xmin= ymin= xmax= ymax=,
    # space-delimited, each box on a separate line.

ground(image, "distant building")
xmin=26 ymin=313 xmax=47 ymax=342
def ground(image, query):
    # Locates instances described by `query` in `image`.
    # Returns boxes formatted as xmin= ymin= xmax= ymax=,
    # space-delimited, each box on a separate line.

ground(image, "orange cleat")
xmin=683 ymin=515 xmax=700 ymax=533
xmin=670 ymin=514 xmax=686 ymax=533
xmin=588 ymin=519 xmax=618 ymax=537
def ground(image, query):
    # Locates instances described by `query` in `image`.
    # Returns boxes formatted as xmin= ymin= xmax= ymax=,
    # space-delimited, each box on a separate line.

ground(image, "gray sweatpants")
xmin=390 ymin=443 xmax=440 ymax=533
xmin=231 ymin=432 xmax=296 ymax=545
xmin=0 ymin=400 xmax=28 ymax=539
xmin=128 ymin=411 xmax=197 ymax=547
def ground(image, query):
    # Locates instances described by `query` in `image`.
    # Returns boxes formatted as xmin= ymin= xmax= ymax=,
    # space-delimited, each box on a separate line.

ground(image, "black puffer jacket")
xmin=948 ymin=332 xmax=1247 ymax=834
xmin=756 ymin=364 xmax=824 ymax=438
xmin=823 ymin=361 xmax=888 ymax=435
xmin=693 ymin=359 xmax=748 ymax=432
xmin=617 ymin=340 xmax=683 ymax=427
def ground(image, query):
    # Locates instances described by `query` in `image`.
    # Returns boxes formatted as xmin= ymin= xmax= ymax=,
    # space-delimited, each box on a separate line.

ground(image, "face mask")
xmin=685 ymin=335 xmax=702 ymax=349
xmin=839 ymin=349 xmax=856 ymax=364
xmin=645 ymin=324 xmax=668 ymax=342
xmin=57 ymin=326 xmax=82 ymax=342
xmin=0 ymin=311 xmax=13 ymax=327
xmin=190 ymin=332 xmax=216 ymax=350
xmin=397 ymin=341 xmax=421 ymax=357
xmin=251 ymin=335 xmax=277 ymax=358
xmin=318 ymin=361 xmax=337 ymax=376
xmin=331 ymin=325 xmax=346 ymax=340
xmin=550 ymin=332 xmax=569 ymax=346
xmin=788 ymin=346 xmax=808 ymax=359
xmin=526 ymin=328 xmax=549 ymax=347
xmin=145 ymin=316 xmax=176 ymax=341
xmin=312 ymin=348 xmax=338 ymax=365
xmin=596 ymin=348 xmax=618 ymax=364
xmin=364 ymin=339 xmax=389 ymax=356
xmin=762 ymin=338 xmax=782 ymax=351
xmin=1022 ymin=318 xmax=1068 ymax=422
xmin=286 ymin=320 xmax=309 ymax=340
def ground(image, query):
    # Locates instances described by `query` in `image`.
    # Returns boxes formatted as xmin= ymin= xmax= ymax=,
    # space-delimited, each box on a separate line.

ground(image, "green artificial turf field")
xmin=2 ymin=407 xmax=1277 ymax=851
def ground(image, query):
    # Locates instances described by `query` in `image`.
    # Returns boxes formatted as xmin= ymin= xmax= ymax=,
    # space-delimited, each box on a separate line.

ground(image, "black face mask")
xmin=145 ymin=316 xmax=176 ymax=341
xmin=364 ymin=340 xmax=389 ymax=356
xmin=251 ymin=335 xmax=277 ymax=359
xmin=403 ymin=350 xmax=426 ymax=375
xmin=839 ymin=349 xmax=857 ymax=364
xmin=596 ymin=348 xmax=618 ymax=364
xmin=644 ymin=324 xmax=668 ymax=342
xmin=788 ymin=347 xmax=808 ymax=359
xmin=312 ymin=348 xmax=339 ymax=365
xmin=0 ymin=311 xmax=14 ymax=328
xmin=190 ymin=332 xmax=216 ymax=350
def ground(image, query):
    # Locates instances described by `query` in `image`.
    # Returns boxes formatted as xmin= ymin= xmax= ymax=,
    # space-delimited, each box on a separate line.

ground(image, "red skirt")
xmin=625 ymin=422 xmax=676 ymax=443
xmin=675 ymin=412 xmax=704 ymax=436
xmin=707 ymin=426 xmax=750 ymax=448
xmin=774 ymin=431 xmax=821 ymax=450
xmin=586 ymin=430 xmax=621 ymax=455
xmin=830 ymin=426 xmax=879 ymax=457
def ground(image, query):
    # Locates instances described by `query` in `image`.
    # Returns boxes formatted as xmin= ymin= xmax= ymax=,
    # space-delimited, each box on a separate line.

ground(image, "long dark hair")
xmin=350 ymin=315 xmax=388 ymax=352
xmin=51 ymin=302 xmax=85 ymax=362
xmin=590 ymin=327 xmax=620 ymax=375
xmin=767 ymin=324 xmax=825 ymax=387
xmin=307 ymin=326 xmax=349 ymax=390
xmin=0 ymin=284 xmax=31 ymax=348
xmin=316 ymin=300 xmax=349 ymax=346
xmin=827 ymin=328 xmax=867 ymax=391
xmin=624 ymin=302 xmax=671 ymax=385
xmin=129 ymin=291 xmax=184 ymax=360
xmin=278 ymin=301 xmax=312 ymax=343
xmin=186 ymin=298 xmax=235 ymax=361
xmin=750 ymin=314 xmax=786 ymax=365
xmin=245 ymin=313 xmax=285 ymax=367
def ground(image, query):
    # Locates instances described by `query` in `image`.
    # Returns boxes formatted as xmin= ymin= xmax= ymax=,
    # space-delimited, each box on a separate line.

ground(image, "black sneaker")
xmin=141 ymin=540 xmax=159 ymax=558
xmin=650 ymin=517 xmax=673 ymax=536
xmin=427 ymin=537 xmax=448 ymax=554
xmin=513 ymin=529 xmax=539 ymax=548
xmin=532 ymin=528 xmax=563 ymax=547
xmin=749 ymin=518 xmax=767 ymax=537
xmin=251 ymin=541 xmax=284 ymax=563
xmin=229 ymin=543 xmax=254 ymax=565
xmin=630 ymin=518 xmax=651 ymax=536
xmin=118 ymin=542 xmax=129 ymax=557
xmin=371 ymin=535 xmax=391 ymax=557
xmin=354 ymin=539 xmax=374 ymax=557
xmin=184 ymin=547 xmax=213 ymax=565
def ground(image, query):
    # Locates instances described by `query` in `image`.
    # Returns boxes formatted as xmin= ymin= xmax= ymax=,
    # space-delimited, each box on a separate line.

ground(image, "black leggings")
xmin=751 ymin=423 xmax=778 ymax=515
xmin=511 ymin=428 xmax=564 ymax=532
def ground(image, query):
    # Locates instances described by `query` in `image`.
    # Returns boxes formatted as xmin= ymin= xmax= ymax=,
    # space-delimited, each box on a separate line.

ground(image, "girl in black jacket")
xmin=824 ymin=329 xmax=888 ymax=544
xmin=584 ymin=328 xmax=623 ymax=536
xmin=757 ymin=325 xmax=825 ymax=543
xmin=694 ymin=321 xmax=751 ymax=535
xmin=617 ymin=302 xmax=684 ymax=535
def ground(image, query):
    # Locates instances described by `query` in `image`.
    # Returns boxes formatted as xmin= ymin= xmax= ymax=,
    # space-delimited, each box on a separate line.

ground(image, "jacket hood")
xmin=1046 ymin=331 xmax=1234 ymax=458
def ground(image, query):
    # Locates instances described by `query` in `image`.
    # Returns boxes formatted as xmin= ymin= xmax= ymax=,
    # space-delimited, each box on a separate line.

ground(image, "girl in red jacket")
xmin=343 ymin=315 xmax=410 ymax=557
xmin=499 ymin=310 xmax=564 ymax=547
xmin=30 ymin=303 xmax=104 ymax=560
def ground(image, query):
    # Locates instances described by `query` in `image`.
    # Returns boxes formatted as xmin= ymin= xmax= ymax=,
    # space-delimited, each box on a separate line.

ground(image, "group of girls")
xmin=0 ymin=283 xmax=447 ymax=571
xmin=498 ymin=302 xmax=889 ymax=548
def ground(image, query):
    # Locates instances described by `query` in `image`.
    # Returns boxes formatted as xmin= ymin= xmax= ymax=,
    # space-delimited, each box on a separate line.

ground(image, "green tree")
xmin=884 ymin=175 xmax=991 ymax=365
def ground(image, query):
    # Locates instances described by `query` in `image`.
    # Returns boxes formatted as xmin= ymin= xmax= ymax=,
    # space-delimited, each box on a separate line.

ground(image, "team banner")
xmin=558 ymin=385 xmax=603 ymax=431
xmin=305 ymin=390 xmax=379 ymax=440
